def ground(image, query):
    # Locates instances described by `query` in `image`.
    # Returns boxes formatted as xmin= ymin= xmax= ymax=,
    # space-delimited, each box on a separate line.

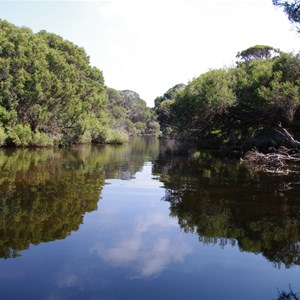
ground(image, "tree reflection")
xmin=0 ymin=137 xmax=159 ymax=259
xmin=154 ymin=147 xmax=300 ymax=268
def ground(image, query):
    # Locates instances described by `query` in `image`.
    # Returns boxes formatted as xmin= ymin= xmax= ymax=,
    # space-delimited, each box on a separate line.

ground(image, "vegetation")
xmin=0 ymin=20 xmax=159 ymax=147
xmin=273 ymin=0 xmax=300 ymax=32
xmin=155 ymin=45 xmax=300 ymax=156
xmin=154 ymin=84 xmax=185 ymax=137
xmin=106 ymin=88 xmax=160 ymax=138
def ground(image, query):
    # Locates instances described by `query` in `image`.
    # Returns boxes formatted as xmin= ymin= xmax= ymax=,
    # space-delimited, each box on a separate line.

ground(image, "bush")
xmin=0 ymin=126 xmax=6 ymax=146
xmin=134 ymin=121 xmax=146 ymax=135
xmin=106 ymin=129 xmax=128 ymax=144
xmin=31 ymin=131 xmax=53 ymax=147
xmin=146 ymin=121 xmax=160 ymax=135
xmin=124 ymin=119 xmax=137 ymax=136
xmin=7 ymin=124 xmax=32 ymax=146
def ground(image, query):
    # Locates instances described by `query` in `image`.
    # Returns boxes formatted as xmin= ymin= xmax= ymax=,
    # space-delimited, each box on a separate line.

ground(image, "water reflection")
xmin=0 ymin=138 xmax=159 ymax=259
xmin=0 ymin=138 xmax=299 ymax=299
xmin=154 ymin=147 xmax=300 ymax=268
xmin=91 ymin=211 xmax=192 ymax=277
xmin=1 ymin=136 xmax=300 ymax=271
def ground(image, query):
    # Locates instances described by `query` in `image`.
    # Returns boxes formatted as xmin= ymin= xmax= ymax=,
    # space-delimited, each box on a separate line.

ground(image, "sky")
xmin=1 ymin=0 xmax=300 ymax=107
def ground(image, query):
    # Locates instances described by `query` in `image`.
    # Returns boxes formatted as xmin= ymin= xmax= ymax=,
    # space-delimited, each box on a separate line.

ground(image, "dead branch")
xmin=242 ymin=148 xmax=300 ymax=174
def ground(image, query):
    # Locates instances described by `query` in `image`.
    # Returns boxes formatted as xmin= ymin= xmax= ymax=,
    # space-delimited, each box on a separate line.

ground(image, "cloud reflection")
xmin=90 ymin=212 xmax=192 ymax=277
xmin=57 ymin=273 xmax=79 ymax=288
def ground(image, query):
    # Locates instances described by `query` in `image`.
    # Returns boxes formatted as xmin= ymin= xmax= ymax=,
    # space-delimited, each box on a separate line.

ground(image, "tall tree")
xmin=236 ymin=45 xmax=280 ymax=63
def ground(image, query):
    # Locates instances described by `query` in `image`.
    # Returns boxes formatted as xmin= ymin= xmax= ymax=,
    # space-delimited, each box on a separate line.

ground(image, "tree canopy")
xmin=236 ymin=45 xmax=280 ymax=63
xmin=0 ymin=20 xmax=110 ymax=146
xmin=107 ymin=89 xmax=160 ymax=137
xmin=0 ymin=20 xmax=159 ymax=147
xmin=156 ymin=47 xmax=300 ymax=153
xmin=154 ymin=84 xmax=185 ymax=137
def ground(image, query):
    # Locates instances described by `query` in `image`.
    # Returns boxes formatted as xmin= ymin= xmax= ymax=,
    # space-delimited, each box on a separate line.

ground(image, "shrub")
xmin=0 ymin=126 xmax=6 ymax=146
xmin=106 ymin=130 xmax=128 ymax=144
xmin=7 ymin=124 xmax=32 ymax=146
xmin=31 ymin=131 xmax=53 ymax=147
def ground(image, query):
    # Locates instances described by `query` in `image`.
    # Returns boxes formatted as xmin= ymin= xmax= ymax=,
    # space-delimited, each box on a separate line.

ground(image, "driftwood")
xmin=241 ymin=125 xmax=300 ymax=153
xmin=242 ymin=147 xmax=300 ymax=174
xmin=240 ymin=125 xmax=300 ymax=174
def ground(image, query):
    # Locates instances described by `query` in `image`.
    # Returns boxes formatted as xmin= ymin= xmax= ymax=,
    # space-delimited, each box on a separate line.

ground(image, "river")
xmin=0 ymin=137 xmax=299 ymax=300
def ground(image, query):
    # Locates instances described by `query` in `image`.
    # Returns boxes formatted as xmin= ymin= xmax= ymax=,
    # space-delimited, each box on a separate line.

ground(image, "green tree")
xmin=0 ymin=20 xmax=109 ymax=146
xmin=171 ymin=69 xmax=236 ymax=144
xmin=232 ymin=51 xmax=300 ymax=129
xmin=154 ymin=84 xmax=185 ymax=137
xmin=157 ymin=46 xmax=300 ymax=152
xmin=236 ymin=45 xmax=280 ymax=63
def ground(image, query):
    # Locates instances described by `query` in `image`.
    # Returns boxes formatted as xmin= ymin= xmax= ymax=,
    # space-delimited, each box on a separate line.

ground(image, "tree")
xmin=171 ymin=69 xmax=236 ymax=143
xmin=236 ymin=45 xmax=280 ymax=63
xmin=106 ymin=88 xmax=160 ymax=137
xmin=119 ymin=90 xmax=159 ymax=135
xmin=0 ymin=20 xmax=109 ymax=146
xmin=273 ymin=0 xmax=300 ymax=31
xmin=154 ymin=84 xmax=185 ymax=137
xmin=226 ymin=51 xmax=300 ymax=150
xmin=154 ymin=83 xmax=186 ymax=107
xmin=156 ymin=45 xmax=300 ymax=153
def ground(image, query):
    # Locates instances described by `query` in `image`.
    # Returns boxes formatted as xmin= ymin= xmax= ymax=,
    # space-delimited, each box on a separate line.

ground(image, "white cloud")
xmin=86 ymin=0 xmax=300 ymax=105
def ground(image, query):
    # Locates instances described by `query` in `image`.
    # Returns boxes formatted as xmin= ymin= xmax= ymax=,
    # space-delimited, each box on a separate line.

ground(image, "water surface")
xmin=0 ymin=138 xmax=299 ymax=300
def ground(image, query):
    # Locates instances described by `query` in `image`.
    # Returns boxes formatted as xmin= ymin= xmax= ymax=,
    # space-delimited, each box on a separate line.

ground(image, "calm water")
xmin=0 ymin=137 xmax=299 ymax=300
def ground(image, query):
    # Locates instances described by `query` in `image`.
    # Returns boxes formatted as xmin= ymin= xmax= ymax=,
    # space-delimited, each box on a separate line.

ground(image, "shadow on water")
xmin=155 ymin=140 xmax=300 ymax=269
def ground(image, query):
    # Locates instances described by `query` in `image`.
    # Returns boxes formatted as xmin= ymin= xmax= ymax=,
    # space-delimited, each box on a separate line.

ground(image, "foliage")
xmin=273 ymin=0 xmax=300 ymax=31
xmin=0 ymin=20 xmax=158 ymax=147
xmin=154 ymin=84 xmax=185 ymax=136
xmin=7 ymin=124 xmax=32 ymax=146
xmin=31 ymin=130 xmax=54 ymax=147
xmin=0 ymin=20 xmax=120 ymax=146
xmin=170 ymin=69 xmax=236 ymax=144
xmin=106 ymin=88 xmax=160 ymax=136
xmin=154 ymin=83 xmax=186 ymax=107
xmin=157 ymin=47 xmax=300 ymax=152
xmin=236 ymin=45 xmax=280 ymax=63
xmin=0 ymin=126 xmax=6 ymax=146
xmin=105 ymin=129 xmax=128 ymax=144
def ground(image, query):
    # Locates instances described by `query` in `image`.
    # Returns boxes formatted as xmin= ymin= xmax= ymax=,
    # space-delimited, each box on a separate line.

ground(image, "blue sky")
xmin=1 ymin=0 xmax=300 ymax=106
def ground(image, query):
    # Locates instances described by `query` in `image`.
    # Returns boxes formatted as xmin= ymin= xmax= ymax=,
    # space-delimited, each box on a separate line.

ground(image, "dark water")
xmin=0 ymin=137 xmax=299 ymax=300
